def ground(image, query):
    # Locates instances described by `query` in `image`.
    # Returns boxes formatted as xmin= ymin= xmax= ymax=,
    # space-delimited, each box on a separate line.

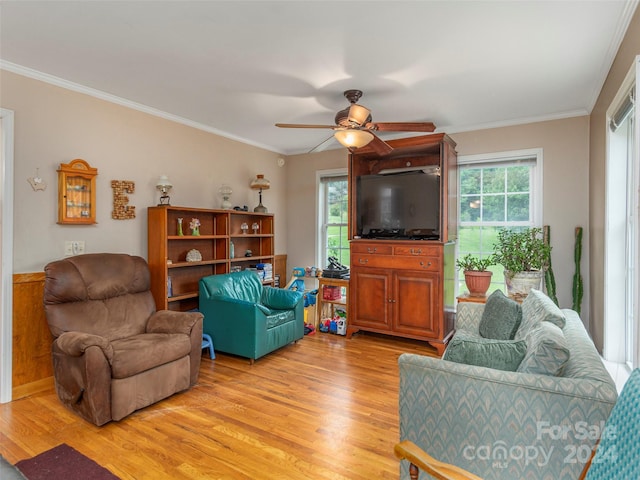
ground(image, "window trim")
xmin=457 ymin=148 xmax=544 ymax=228
xmin=316 ymin=168 xmax=348 ymax=269
xmin=604 ymin=55 xmax=639 ymax=371
xmin=456 ymin=149 xmax=544 ymax=296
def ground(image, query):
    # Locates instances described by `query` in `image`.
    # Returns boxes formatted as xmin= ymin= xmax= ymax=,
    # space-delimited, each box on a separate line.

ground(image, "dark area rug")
xmin=15 ymin=444 xmax=119 ymax=480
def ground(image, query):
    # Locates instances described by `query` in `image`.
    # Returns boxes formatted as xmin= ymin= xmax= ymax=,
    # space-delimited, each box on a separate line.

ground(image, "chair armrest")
xmin=147 ymin=310 xmax=203 ymax=335
xmin=456 ymin=302 xmax=484 ymax=334
xmin=261 ymin=287 xmax=303 ymax=310
xmin=395 ymin=440 xmax=483 ymax=480
xmin=55 ymin=331 xmax=114 ymax=363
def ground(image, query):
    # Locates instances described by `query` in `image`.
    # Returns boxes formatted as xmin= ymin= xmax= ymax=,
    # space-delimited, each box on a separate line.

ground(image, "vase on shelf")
xmin=177 ymin=218 xmax=184 ymax=236
xmin=189 ymin=218 xmax=201 ymax=236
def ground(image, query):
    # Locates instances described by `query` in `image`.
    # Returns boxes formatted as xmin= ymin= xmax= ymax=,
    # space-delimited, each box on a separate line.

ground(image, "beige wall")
xmin=4 ymin=3 xmax=639 ymax=347
xmin=452 ymin=118 xmax=591 ymax=318
xmin=285 ymin=148 xmax=348 ymax=275
xmin=287 ymin=118 xmax=590 ymax=321
xmin=1 ymin=70 xmax=288 ymax=273
xmin=589 ymin=6 xmax=640 ymax=351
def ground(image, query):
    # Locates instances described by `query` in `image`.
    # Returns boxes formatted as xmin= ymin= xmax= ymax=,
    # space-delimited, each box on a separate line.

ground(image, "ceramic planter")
xmin=505 ymin=270 xmax=544 ymax=300
xmin=464 ymin=270 xmax=493 ymax=297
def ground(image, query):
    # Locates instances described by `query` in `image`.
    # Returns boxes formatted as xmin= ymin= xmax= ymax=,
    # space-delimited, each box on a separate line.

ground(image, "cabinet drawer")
xmin=393 ymin=245 xmax=441 ymax=257
xmin=353 ymin=255 xmax=440 ymax=271
xmin=351 ymin=243 xmax=393 ymax=255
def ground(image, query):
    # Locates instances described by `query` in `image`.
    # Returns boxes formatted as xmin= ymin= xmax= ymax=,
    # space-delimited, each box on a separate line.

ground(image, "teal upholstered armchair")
xmin=199 ymin=271 xmax=304 ymax=363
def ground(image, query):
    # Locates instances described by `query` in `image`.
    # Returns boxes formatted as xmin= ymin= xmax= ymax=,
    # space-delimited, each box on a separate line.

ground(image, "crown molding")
xmin=585 ymin=0 xmax=639 ymax=112
xmin=0 ymin=60 xmax=284 ymax=154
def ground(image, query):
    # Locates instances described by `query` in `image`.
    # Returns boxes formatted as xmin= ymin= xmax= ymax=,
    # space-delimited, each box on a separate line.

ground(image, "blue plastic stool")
xmin=201 ymin=333 xmax=215 ymax=359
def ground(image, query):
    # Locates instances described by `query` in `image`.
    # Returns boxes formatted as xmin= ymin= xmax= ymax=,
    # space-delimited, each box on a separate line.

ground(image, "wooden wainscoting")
xmin=12 ymin=272 xmax=53 ymax=400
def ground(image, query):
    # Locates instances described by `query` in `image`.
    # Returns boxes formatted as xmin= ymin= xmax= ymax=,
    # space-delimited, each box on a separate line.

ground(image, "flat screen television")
xmin=356 ymin=169 xmax=440 ymax=240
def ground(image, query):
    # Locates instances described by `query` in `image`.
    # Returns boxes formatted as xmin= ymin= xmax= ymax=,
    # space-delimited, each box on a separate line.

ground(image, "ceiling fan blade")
xmin=275 ymin=123 xmax=337 ymax=129
xmin=367 ymin=133 xmax=394 ymax=156
xmin=366 ymin=122 xmax=436 ymax=132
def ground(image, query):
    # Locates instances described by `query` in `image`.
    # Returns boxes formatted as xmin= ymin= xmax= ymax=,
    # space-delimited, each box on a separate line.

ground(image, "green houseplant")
xmin=492 ymin=227 xmax=551 ymax=299
xmin=456 ymin=253 xmax=495 ymax=297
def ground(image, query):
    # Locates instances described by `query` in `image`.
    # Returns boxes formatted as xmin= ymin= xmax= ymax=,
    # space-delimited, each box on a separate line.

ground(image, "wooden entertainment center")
xmin=347 ymin=133 xmax=458 ymax=355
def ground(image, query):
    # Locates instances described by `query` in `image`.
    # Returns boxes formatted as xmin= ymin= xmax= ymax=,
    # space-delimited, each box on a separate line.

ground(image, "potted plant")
xmin=456 ymin=253 xmax=495 ymax=297
xmin=492 ymin=227 xmax=551 ymax=300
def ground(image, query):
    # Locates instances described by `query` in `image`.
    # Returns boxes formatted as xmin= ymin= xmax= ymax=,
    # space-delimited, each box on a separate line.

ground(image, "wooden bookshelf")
xmin=148 ymin=206 xmax=274 ymax=311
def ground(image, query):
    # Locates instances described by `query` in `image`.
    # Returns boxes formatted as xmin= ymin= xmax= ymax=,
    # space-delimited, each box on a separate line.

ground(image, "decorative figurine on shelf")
xmin=177 ymin=217 xmax=184 ymax=236
xmin=190 ymin=218 xmax=201 ymax=236
xmin=219 ymin=184 xmax=233 ymax=210
xmin=252 ymin=222 xmax=259 ymax=234
xmin=241 ymin=222 xmax=249 ymax=234
xmin=245 ymin=249 xmax=253 ymax=257
xmin=186 ymin=249 xmax=202 ymax=262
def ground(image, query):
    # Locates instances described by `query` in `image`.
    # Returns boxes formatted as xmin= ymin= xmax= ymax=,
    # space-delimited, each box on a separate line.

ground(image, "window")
xmin=318 ymin=173 xmax=349 ymax=269
xmin=457 ymin=150 xmax=543 ymax=294
xmin=605 ymin=57 xmax=638 ymax=371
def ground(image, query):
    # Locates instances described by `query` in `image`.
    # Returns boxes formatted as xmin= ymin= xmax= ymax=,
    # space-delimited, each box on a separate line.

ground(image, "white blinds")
xmin=610 ymin=85 xmax=635 ymax=132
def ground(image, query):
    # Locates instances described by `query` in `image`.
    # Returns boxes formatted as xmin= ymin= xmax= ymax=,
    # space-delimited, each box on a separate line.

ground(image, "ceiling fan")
xmin=275 ymin=89 xmax=436 ymax=156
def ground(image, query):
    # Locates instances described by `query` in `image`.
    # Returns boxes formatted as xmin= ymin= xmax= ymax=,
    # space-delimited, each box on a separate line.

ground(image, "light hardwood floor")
xmin=0 ymin=331 xmax=438 ymax=479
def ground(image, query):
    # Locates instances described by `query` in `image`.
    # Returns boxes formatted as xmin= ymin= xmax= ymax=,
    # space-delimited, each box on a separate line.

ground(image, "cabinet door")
xmin=57 ymin=159 xmax=97 ymax=224
xmin=393 ymin=270 xmax=441 ymax=338
xmin=350 ymin=267 xmax=391 ymax=331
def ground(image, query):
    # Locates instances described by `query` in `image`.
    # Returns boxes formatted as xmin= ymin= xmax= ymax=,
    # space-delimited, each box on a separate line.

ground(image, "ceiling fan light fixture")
xmin=334 ymin=129 xmax=374 ymax=149
xmin=347 ymin=104 xmax=371 ymax=126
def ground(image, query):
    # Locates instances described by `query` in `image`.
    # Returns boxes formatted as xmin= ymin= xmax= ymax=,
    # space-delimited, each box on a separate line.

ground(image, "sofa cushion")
xmin=516 ymin=289 xmax=566 ymax=342
xmin=517 ymin=321 xmax=570 ymax=376
xmin=110 ymin=333 xmax=191 ymax=378
xmin=479 ymin=290 xmax=522 ymax=340
xmin=443 ymin=331 xmax=527 ymax=371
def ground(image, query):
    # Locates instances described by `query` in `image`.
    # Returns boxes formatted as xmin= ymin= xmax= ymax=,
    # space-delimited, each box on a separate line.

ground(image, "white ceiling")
xmin=0 ymin=1 xmax=637 ymax=155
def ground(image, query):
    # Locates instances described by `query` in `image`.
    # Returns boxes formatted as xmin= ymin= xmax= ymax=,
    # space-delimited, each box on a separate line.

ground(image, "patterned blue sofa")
xmin=398 ymin=293 xmax=618 ymax=480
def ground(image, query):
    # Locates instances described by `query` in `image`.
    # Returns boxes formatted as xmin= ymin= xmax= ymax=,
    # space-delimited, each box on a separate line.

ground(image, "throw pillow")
xmin=443 ymin=331 xmax=527 ymax=372
xmin=479 ymin=290 xmax=523 ymax=340
xmin=517 ymin=321 xmax=570 ymax=376
xmin=521 ymin=288 xmax=566 ymax=330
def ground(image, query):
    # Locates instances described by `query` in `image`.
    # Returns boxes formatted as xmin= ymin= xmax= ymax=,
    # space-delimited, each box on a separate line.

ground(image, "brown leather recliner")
xmin=44 ymin=253 xmax=203 ymax=426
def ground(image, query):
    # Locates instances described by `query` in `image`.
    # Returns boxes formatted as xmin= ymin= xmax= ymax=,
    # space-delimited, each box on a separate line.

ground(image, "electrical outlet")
xmin=64 ymin=241 xmax=85 ymax=256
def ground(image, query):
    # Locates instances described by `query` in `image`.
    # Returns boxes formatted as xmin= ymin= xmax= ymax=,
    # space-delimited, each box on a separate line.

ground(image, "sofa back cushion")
xmin=44 ymin=253 xmax=155 ymax=341
xmin=200 ymin=270 xmax=263 ymax=303
xmin=516 ymin=289 xmax=566 ymax=341
xmin=479 ymin=290 xmax=522 ymax=340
